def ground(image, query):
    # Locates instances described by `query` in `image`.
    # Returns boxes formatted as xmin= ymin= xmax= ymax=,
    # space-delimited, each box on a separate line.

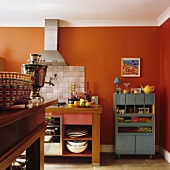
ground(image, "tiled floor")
xmin=44 ymin=152 xmax=170 ymax=170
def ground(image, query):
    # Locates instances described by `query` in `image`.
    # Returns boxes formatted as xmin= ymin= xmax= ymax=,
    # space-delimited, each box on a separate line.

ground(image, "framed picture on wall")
xmin=121 ymin=58 xmax=140 ymax=77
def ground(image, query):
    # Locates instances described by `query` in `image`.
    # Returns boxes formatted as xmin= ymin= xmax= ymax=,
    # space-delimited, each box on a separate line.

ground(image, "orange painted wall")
xmin=160 ymin=19 xmax=170 ymax=152
xmin=0 ymin=27 xmax=44 ymax=71
xmin=59 ymin=27 xmax=160 ymax=145
xmin=0 ymin=26 xmax=161 ymax=145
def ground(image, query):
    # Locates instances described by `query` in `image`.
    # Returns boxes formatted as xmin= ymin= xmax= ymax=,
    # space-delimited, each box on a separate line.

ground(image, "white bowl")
xmin=66 ymin=142 xmax=88 ymax=153
xmin=67 ymin=141 xmax=87 ymax=147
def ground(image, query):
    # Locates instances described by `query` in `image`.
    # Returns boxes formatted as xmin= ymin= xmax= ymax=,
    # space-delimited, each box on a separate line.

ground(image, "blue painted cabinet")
xmin=113 ymin=93 xmax=155 ymax=159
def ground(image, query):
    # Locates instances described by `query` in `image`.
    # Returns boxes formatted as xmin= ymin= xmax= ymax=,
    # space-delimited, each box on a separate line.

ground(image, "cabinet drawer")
xmin=63 ymin=113 xmax=92 ymax=125
xmin=126 ymin=94 xmax=135 ymax=104
xmin=136 ymin=135 xmax=155 ymax=154
xmin=116 ymin=94 xmax=125 ymax=105
xmin=115 ymin=136 xmax=135 ymax=154
xmin=145 ymin=94 xmax=155 ymax=104
xmin=135 ymin=94 xmax=145 ymax=104
xmin=126 ymin=94 xmax=145 ymax=104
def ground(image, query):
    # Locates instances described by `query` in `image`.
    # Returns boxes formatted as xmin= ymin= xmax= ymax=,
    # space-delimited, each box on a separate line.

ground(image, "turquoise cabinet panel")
xmin=116 ymin=94 xmax=125 ymax=105
xmin=135 ymin=94 xmax=145 ymax=104
xmin=126 ymin=94 xmax=135 ymax=104
xmin=116 ymin=136 xmax=135 ymax=154
xmin=145 ymin=94 xmax=155 ymax=104
xmin=136 ymin=136 xmax=155 ymax=154
xmin=125 ymin=94 xmax=145 ymax=105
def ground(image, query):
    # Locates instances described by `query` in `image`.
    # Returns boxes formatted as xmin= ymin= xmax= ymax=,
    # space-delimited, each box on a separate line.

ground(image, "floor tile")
xmin=44 ymin=153 xmax=170 ymax=170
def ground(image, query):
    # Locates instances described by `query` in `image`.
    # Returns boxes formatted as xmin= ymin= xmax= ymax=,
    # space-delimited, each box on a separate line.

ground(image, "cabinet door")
xmin=135 ymin=94 xmax=145 ymax=104
xmin=136 ymin=135 xmax=155 ymax=154
xmin=126 ymin=94 xmax=135 ymax=104
xmin=116 ymin=136 xmax=135 ymax=154
xmin=145 ymin=94 xmax=155 ymax=104
xmin=116 ymin=94 xmax=125 ymax=105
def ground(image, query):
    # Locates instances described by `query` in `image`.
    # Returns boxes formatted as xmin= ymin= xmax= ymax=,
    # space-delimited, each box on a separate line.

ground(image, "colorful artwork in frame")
xmin=121 ymin=58 xmax=140 ymax=77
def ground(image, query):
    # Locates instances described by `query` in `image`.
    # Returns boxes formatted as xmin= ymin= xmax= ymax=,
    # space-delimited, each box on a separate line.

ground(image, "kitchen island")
xmin=45 ymin=104 xmax=103 ymax=166
xmin=0 ymin=99 xmax=57 ymax=170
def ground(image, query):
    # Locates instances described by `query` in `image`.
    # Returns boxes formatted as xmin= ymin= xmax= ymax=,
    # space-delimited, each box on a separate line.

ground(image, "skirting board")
xmin=100 ymin=145 xmax=114 ymax=153
xmin=100 ymin=145 xmax=170 ymax=163
xmin=158 ymin=146 xmax=170 ymax=163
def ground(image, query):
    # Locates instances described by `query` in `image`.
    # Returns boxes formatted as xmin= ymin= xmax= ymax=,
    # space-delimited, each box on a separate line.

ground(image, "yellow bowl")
xmin=68 ymin=104 xmax=74 ymax=108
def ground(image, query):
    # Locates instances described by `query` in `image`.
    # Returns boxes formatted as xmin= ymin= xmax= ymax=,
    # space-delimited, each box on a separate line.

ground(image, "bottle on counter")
xmin=68 ymin=83 xmax=77 ymax=104
xmin=85 ymin=90 xmax=91 ymax=102
xmin=68 ymin=93 xmax=75 ymax=104
xmin=85 ymin=81 xmax=91 ymax=102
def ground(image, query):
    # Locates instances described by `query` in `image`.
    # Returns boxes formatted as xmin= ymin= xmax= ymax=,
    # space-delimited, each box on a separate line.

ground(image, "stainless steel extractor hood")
xmin=39 ymin=19 xmax=68 ymax=66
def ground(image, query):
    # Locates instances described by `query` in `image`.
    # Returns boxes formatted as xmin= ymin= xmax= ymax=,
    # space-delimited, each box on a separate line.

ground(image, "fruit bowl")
xmin=0 ymin=72 xmax=33 ymax=111
xmin=66 ymin=142 xmax=88 ymax=153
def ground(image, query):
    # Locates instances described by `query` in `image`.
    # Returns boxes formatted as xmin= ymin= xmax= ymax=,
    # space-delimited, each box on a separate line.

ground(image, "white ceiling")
xmin=0 ymin=0 xmax=170 ymax=27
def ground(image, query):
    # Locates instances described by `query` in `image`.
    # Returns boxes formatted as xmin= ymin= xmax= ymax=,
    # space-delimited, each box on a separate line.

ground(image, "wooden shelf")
xmin=64 ymin=135 xmax=92 ymax=141
xmin=63 ymin=150 xmax=92 ymax=157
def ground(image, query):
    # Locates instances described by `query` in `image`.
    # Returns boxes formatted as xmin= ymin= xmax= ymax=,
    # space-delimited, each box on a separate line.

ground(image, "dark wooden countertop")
xmin=0 ymin=99 xmax=58 ymax=127
xmin=0 ymin=99 xmax=57 ymax=169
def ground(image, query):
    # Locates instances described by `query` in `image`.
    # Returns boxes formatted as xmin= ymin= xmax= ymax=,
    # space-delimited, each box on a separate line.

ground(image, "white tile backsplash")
xmin=68 ymin=66 xmax=74 ymax=71
xmin=57 ymin=71 xmax=64 ymax=76
xmin=40 ymin=66 xmax=85 ymax=103
xmin=79 ymin=66 xmax=85 ymax=72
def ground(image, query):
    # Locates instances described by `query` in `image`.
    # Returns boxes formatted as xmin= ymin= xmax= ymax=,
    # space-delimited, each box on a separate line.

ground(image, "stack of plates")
xmin=66 ymin=128 xmax=88 ymax=138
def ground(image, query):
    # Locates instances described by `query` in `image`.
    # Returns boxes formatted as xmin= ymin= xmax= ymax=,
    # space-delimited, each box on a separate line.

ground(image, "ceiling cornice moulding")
xmin=59 ymin=20 xmax=159 ymax=27
xmin=0 ymin=19 xmax=160 ymax=27
xmin=157 ymin=7 xmax=170 ymax=25
xmin=1 ymin=13 xmax=170 ymax=27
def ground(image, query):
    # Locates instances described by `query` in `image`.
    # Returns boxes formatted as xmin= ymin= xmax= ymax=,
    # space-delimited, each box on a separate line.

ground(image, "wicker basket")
xmin=0 ymin=72 xmax=33 ymax=111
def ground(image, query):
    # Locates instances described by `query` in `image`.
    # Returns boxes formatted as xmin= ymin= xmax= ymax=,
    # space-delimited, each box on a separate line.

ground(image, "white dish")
xmin=68 ymin=133 xmax=88 ymax=138
xmin=67 ymin=141 xmax=87 ymax=147
xmin=66 ymin=129 xmax=88 ymax=135
xmin=66 ymin=142 xmax=88 ymax=153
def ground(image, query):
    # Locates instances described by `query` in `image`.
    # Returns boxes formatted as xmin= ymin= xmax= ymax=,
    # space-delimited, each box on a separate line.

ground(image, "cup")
xmin=145 ymin=108 xmax=149 ymax=114
xmin=138 ymin=108 xmax=144 ymax=114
